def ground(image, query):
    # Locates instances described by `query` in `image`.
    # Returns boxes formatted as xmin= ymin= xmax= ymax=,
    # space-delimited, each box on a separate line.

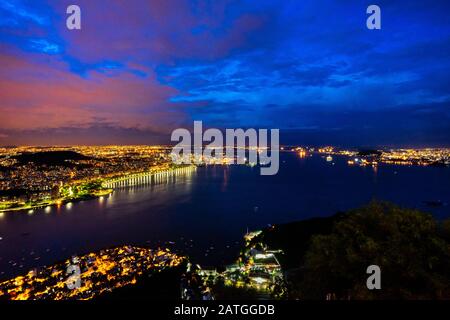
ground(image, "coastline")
xmin=0 ymin=165 xmax=196 ymax=214
xmin=0 ymin=188 xmax=113 ymax=214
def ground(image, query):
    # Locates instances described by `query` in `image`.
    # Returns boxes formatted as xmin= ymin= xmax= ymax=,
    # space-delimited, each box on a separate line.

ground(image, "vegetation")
xmin=249 ymin=201 xmax=450 ymax=299
xmin=291 ymin=201 xmax=450 ymax=299
xmin=247 ymin=214 xmax=342 ymax=269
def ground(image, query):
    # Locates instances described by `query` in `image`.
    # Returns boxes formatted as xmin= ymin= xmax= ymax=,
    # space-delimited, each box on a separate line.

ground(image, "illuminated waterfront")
xmin=0 ymin=152 xmax=449 ymax=281
xmin=0 ymin=146 xmax=181 ymax=213
xmin=102 ymin=166 xmax=197 ymax=189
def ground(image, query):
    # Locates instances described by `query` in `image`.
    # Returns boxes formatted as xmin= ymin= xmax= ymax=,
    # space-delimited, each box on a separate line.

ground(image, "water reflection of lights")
xmin=0 ymin=212 xmax=4 ymax=219
xmin=221 ymin=167 xmax=229 ymax=191
xmin=102 ymin=166 xmax=197 ymax=189
xmin=45 ymin=206 xmax=51 ymax=214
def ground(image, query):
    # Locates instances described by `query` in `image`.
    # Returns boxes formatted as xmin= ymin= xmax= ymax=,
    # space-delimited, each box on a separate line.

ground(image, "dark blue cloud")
xmin=0 ymin=0 xmax=49 ymax=25
xmin=154 ymin=0 xmax=450 ymax=146
xmin=1 ymin=0 xmax=449 ymax=146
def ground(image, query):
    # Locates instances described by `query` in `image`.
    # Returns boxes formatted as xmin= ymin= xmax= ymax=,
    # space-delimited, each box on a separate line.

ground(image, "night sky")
xmin=0 ymin=0 xmax=449 ymax=147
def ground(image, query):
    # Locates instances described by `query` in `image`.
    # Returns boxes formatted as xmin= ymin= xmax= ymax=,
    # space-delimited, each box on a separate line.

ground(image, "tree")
xmin=296 ymin=201 xmax=450 ymax=299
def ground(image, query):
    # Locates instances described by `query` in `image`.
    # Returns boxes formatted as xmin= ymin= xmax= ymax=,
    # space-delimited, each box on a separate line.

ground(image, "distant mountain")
xmin=357 ymin=149 xmax=382 ymax=156
xmin=13 ymin=151 xmax=90 ymax=166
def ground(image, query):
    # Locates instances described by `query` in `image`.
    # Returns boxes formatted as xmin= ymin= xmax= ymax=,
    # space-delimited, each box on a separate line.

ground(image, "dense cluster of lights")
xmin=198 ymin=230 xmax=284 ymax=296
xmin=0 ymin=145 xmax=172 ymax=191
xmin=380 ymin=148 xmax=450 ymax=166
xmin=311 ymin=146 xmax=450 ymax=166
xmin=0 ymin=246 xmax=185 ymax=300
xmin=0 ymin=146 xmax=176 ymax=212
